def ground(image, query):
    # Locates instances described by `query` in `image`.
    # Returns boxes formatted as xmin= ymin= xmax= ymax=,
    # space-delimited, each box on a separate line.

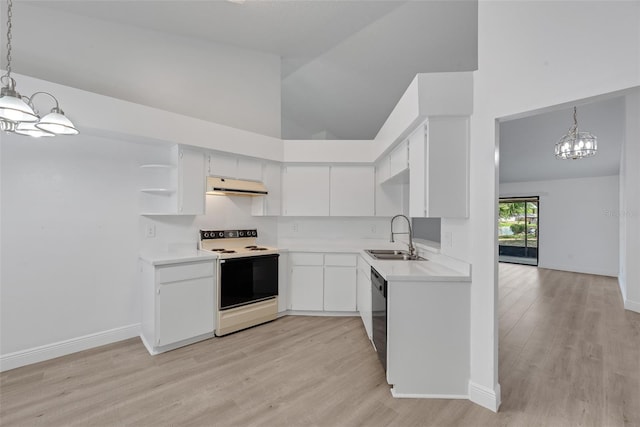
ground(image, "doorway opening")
xmin=498 ymin=197 xmax=538 ymax=266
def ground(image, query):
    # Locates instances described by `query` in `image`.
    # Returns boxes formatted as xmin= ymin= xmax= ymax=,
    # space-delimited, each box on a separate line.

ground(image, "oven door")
xmin=219 ymin=254 xmax=279 ymax=310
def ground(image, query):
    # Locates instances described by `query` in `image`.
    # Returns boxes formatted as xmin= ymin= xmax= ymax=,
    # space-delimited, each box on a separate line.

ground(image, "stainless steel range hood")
xmin=206 ymin=176 xmax=268 ymax=196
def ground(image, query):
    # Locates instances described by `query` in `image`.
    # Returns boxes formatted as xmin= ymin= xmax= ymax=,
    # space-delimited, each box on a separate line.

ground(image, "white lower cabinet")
xmin=324 ymin=267 xmax=356 ymax=311
xmin=141 ymin=259 xmax=216 ymax=355
xmin=288 ymin=252 xmax=357 ymax=312
xmin=386 ymin=279 xmax=470 ymax=396
xmin=278 ymin=252 xmax=289 ymax=313
xmin=290 ymin=265 xmax=324 ymax=311
xmin=356 ymin=255 xmax=372 ymax=339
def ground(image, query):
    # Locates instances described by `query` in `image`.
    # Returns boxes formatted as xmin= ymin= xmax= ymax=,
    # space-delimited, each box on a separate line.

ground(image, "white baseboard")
xmin=286 ymin=310 xmax=359 ymax=317
xmin=624 ymin=298 xmax=640 ymax=313
xmin=0 ymin=323 xmax=140 ymax=372
xmin=140 ymin=331 xmax=215 ymax=356
xmin=391 ymin=388 xmax=468 ymax=399
xmin=468 ymin=381 xmax=501 ymax=412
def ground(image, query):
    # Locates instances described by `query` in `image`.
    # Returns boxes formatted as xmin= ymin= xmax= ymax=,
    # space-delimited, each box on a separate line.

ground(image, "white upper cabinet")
xmin=329 ymin=166 xmax=375 ymax=217
xmin=139 ymin=145 xmax=205 ymax=215
xmin=409 ymin=117 xmax=469 ymax=218
xmin=282 ymin=165 xmax=374 ymax=217
xmin=237 ymin=157 xmax=263 ymax=181
xmin=388 ymin=140 xmax=409 ymax=180
xmin=377 ymin=140 xmax=409 ymax=185
xmin=252 ymin=162 xmax=282 ymax=216
xmin=177 ymin=146 xmax=206 ymax=215
xmin=376 ymin=159 xmax=409 ymax=217
xmin=282 ymin=166 xmax=330 ymax=216
xmin=209 ymin=152 xmax=237 ymax=178
xmin=208 ymin=152 xmax=263 ymax=182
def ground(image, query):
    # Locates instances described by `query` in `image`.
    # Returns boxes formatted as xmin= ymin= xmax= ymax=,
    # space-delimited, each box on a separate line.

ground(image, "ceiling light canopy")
xmin=0 ymin=0 xmax=78 ymax=138
xmin=554 ymin=106 xmax=597 ymax=160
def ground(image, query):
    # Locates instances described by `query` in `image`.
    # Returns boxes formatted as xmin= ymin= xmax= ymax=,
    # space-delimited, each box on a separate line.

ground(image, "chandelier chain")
xmin=569 ymin=106 xmax=577 ymax=136
xmin=5 ymin=0 xmax=12 ymax=77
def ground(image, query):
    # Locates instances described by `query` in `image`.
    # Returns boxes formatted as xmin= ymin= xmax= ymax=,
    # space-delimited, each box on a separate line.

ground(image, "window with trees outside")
xmin=498 ymin=197 xmax=539 ymax=266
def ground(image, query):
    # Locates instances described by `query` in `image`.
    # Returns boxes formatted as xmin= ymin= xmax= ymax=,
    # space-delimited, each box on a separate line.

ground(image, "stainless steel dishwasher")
xmin=371 ymin=267 xmax=387 ymax=372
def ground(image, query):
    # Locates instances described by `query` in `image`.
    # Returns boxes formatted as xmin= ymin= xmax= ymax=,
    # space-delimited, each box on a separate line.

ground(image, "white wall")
xmin=441 ymin=0 xmax=640 ymax=411
xmin=7 ymin=3 xmax=282 ymax=138
xmin=619 ymin=90 xmax=640 ymax=312
xmin=277 ymin=216 xmax=393 ymax=245
xmin=0 ymin=134 xmax=279 ymax=364
xmin=500 ymin=176 xmax=619 ymax=277
xmin=0 ymin=132 xmax=144 ymax=355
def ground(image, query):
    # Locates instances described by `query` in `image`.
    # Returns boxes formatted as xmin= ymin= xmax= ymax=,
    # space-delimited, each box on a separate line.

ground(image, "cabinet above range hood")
xmin=206 ymin=176 xmax=268 ymax=196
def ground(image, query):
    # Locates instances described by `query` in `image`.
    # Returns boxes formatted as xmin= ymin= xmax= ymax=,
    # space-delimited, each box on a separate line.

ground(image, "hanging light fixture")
xmin=554 ymin=106 xmax=596 ymax=160
xmin=0 ymin=0 xmax=78 ymax=137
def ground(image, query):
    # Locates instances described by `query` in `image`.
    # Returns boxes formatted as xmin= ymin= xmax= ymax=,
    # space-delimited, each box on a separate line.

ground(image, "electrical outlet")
xmin=371 ymin=224 xmax=377 ymax=234
xmin=146 ymin=224 xmax=156 ymax=238
xmin=292 ymin=223 xmax=298 ymax=233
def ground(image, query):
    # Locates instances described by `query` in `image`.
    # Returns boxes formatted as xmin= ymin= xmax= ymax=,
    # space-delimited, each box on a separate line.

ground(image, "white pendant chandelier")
xmin=0 ymin=0 xmax=78 ymax=137
xmin=554 ymin=106 xmax=596 ymax=160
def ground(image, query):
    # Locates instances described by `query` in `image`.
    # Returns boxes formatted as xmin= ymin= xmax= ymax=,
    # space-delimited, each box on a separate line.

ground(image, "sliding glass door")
xmin=498 ymin=197 xmax=539 ymax=266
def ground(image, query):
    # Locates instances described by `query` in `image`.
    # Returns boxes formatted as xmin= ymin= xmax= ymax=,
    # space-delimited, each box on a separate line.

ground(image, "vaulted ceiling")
xmin=499 ymin=95 xmax=626 ymax=183
xmin=18 ymin=0 xmax=478 ymax=140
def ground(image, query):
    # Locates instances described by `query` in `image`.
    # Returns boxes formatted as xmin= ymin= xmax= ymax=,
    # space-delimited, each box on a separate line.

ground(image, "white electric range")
xmin=198 ymin=229 xmax=278 ymax=259
xmin=199 ymin=229 xmax=279 ymax=336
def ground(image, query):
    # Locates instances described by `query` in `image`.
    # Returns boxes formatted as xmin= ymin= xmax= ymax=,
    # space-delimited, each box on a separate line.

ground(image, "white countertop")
xmin=278 ymin=238 xmax=469 ymax=282
xmin=139 ymin=249 xmax=218 ymax=266
xmin=139 ymin=238 xmax=469 ymax=281
xmin=361 ymin=251 xmax=470 ymax=282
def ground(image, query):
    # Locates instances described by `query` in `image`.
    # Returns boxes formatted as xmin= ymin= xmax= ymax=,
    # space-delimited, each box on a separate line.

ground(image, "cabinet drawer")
xmin=157 ymin=261 xmax=214 ymax=284
xmin=324 ymin=254 xmax=357 ymax=267
xmin=289 ymin=253 xmax=324 ymax=266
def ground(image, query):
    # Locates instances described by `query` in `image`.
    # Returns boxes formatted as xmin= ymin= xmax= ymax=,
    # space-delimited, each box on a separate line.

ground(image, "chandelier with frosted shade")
xmin=0 ymin=0 xmax=78 ymax=138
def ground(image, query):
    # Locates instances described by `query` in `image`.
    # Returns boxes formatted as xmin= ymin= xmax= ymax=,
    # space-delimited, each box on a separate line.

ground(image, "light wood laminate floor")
xmin=2 ymin=264 xmax=639 ymax=426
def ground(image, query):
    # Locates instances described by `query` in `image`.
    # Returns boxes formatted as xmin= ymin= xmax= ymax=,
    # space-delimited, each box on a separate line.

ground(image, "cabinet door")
xmin=376 ymin=165 xmax=408 ymax=217
xmin=356 ymin=267 xmax=372 ymax=338
xmin=290 ymin=266 xmax=324 ymax=311
xmin=324 ymin=267 xmax=357 ymax=311
xmin=252 ymin=162 xmax=282 ymax=216
xmin=426 ymin=117 xmax=469 ymax=218
xmin=389 ymin=140 xmax=409 ymax=178
xmin=409 ymin=125 xmax=427 ymax=218
xmin=209 ymin=152 xmax=238 ymax=178
xmin=157 ymin=277 xmax=214 ymax=346
xmin=278 ymin=253 xmax=289 ymax=313
xmin=282 ymin=166 xmax=330 ymax=216
xmin=178 ymin=147 xmax=205 ymax=215
xmin=330 ymin=166 xmax=375 ymax=217
xmin=237 ymin=158 xmax=263 ymax=181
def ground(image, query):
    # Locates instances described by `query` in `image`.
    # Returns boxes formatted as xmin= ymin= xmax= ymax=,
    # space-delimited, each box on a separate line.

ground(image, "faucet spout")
xmin=390 ymin=214 xmax=415 ymax=256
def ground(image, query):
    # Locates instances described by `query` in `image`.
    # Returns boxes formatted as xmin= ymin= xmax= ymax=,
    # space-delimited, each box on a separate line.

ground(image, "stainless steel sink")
xmin=366 ymin=249 xmax=409 ymax=255
xmin=365 ymin=249 xmax=427 ymax=261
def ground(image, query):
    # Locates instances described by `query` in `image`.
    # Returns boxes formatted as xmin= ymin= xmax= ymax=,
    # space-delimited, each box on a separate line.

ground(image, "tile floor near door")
xmin=1 ymin=264 xmax=639 ymax=426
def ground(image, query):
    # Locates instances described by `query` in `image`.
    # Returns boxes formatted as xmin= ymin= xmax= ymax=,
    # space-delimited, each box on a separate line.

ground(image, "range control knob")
xmin=218 ymin=232 xmax=224 ymax=238
xmin=204 ymin=232 xmax=210 ymax=238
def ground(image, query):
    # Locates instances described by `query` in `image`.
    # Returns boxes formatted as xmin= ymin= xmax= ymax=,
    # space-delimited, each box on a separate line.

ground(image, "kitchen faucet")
xmin=390 ymin=214 xmax=415 ymax=256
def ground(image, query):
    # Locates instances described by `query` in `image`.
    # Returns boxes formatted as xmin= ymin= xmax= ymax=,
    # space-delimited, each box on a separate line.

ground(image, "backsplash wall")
xmin=140 ymin=195 xmax=278 ymax=253
xmin=277 ymin=216 xmax=401 ymax=242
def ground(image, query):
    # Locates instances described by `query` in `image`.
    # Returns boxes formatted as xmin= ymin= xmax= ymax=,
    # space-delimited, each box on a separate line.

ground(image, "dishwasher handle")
xmin=371 ymin=267 xmax=387 ymax=297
